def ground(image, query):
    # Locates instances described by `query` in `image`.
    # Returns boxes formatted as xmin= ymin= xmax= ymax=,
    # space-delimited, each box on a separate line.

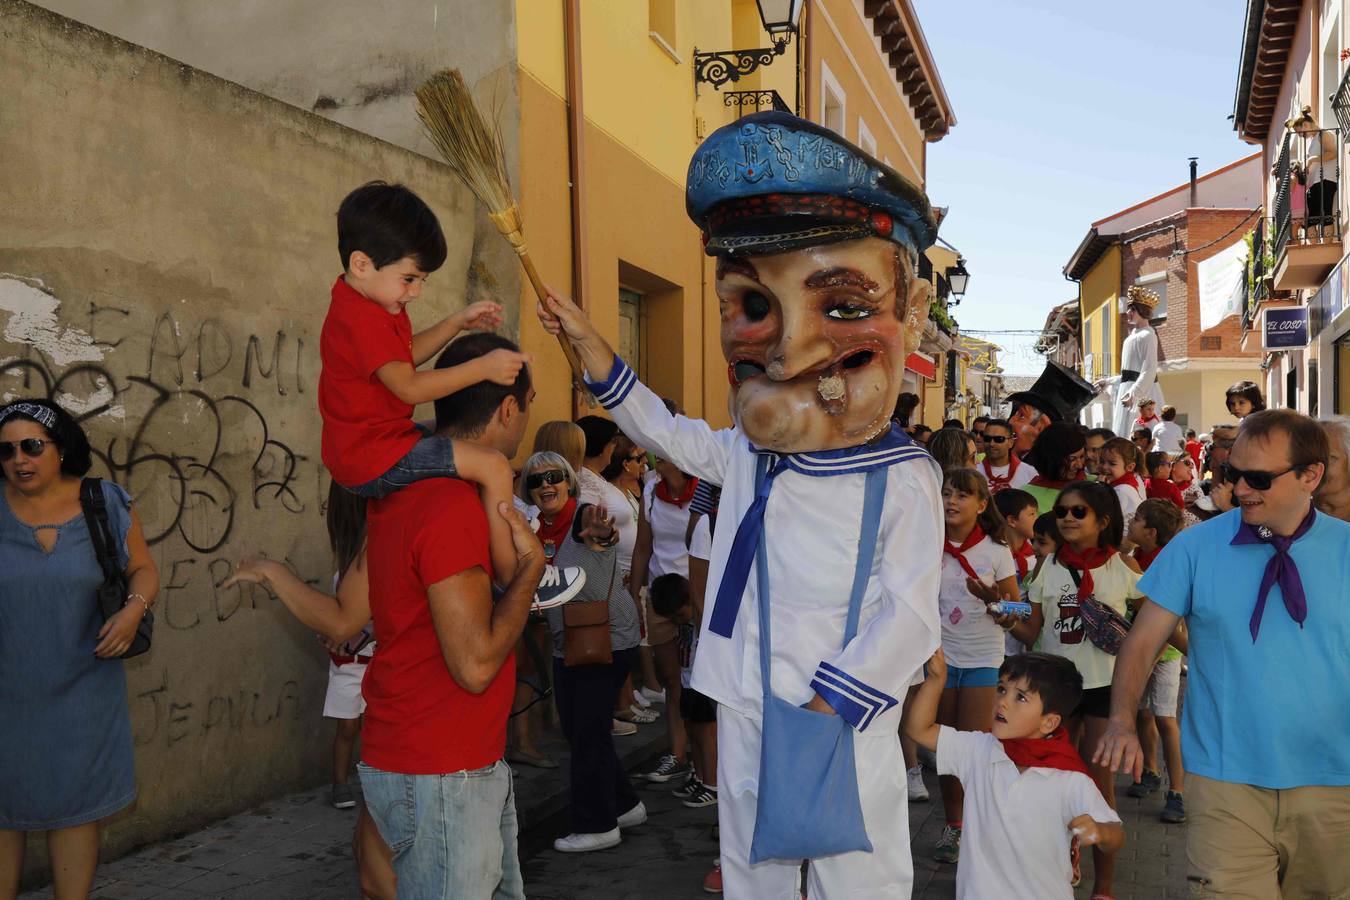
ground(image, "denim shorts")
xmin=358 ymin=758 xmax=523 ymax=900
xmin=347 ymin=434 xmax=457 ymax=499
xmin=944 ymin=665 xmax=1000 ymax=690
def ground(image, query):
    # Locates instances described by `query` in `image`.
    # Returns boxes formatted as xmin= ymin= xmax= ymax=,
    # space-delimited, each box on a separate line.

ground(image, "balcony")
xmin=1271 ymin=126 xmax=1342 ymax=291
xmin=722 ymin=89 xmax=791 ymax=118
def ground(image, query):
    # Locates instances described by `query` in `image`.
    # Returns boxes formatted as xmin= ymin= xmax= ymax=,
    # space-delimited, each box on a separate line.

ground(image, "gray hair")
xmin=1320 ymin=416 xmax=1350 ymax=460
xmin=516 ymin=451 xmax=580 ymax=503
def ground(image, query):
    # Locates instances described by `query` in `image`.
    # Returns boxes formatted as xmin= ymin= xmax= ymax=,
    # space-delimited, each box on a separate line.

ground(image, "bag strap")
xmin=79 ymin=478 xmax=120 ymax=582
xmin=1056 ymin=551 xmax=1083 ymax=591
xmin=755 ymin=461 xmax=887 ymax=702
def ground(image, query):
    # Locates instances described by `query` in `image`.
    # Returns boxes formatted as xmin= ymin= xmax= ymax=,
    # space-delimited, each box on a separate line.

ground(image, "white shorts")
xmin=1138 ymin=656 xmax=1181 ymax=717
xmin=323 ymin=657 xmax=371 ymax=719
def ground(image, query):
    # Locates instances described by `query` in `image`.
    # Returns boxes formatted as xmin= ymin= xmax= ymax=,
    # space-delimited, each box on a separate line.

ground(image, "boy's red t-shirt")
xmin=361 ymin=478 xmax=513 ymax=775
xmin=1146 ymin=476 xmax=1185 ymax=510
xmin=318 ymin=276 xmax=420 ymax=486
xmin=1185 ymin=439 xmax=1203 ymax=470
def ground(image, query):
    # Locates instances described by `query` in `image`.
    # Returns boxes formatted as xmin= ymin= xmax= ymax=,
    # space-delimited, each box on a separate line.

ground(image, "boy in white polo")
xmin=906 ymin=649 xmax=1124 ymax=900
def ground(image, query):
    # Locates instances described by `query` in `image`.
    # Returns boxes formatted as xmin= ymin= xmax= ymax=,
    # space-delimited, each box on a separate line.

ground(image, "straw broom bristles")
xmin=415 ymin=68 xmax=587 ymax=387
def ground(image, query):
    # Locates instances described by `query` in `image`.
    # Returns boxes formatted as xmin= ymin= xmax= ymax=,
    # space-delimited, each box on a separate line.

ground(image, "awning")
xmin=905 ymin=351 xmax=937 ymax=380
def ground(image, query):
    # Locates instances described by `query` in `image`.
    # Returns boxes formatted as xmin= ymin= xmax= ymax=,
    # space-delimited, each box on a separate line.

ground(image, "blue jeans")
xmin=348 ymin=434 xmax=457 ymax=499
xmin=358 ymin=759 xmax=523 ymax=900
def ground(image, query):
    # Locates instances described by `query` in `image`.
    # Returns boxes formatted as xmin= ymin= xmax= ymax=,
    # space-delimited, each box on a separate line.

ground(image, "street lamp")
xmin=947 ymin=257 xmax=970 ymax=299
xmin=755 ymin=0 xmax=806 ymax=35
xmin=694 ymin=0 xmax=805 ymax=91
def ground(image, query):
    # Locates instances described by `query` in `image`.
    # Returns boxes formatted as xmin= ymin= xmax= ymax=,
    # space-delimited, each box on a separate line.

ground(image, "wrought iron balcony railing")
xmin=1272 ymin=125 xmax=1342 ymax=263
xmin=1333 ymin=64 xmax=1350 ymax=136
xmin=723 ymin=89 xmax=791 ymax=117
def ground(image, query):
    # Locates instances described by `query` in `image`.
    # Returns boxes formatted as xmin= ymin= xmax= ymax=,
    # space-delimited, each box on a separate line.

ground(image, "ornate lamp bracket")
xmin=693 ymin=38 xmax=789 ymax=92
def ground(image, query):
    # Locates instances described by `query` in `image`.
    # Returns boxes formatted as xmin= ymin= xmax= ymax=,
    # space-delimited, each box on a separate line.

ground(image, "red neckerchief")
xmin=536 ymin=497 xmax=577 ymax=550
xmin=1133 ymin=545 xmax=1161 ymax=571
xmin=1147 ymin=477 xmax=1184 ymax=509
xmin=1136 ymin=415 xmax=1159 ymax=429
xmin=1012 ymin=539 xmax=1034 ymax=582
xmin=1110 ymin=472 xmax=1140 ymax=491
xmin=1028 ymin=475 xmax=1070 ymax=490
xmin=1000 ymin=727 xmax=1090 ymax=775
xmin=982 ymin=454 xmax=1020 ymax=492
xmin=943 ymin=525 xmax=986 ymax=581
xmin=656 ymin=476 xmax=698 ymax=506
xmin=1056 ymin=544 xmax=1117 ymax=602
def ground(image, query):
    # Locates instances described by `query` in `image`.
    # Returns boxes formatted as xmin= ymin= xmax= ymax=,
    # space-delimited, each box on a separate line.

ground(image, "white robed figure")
xmin=1110 ymin=286 xmax=1164 ymax=438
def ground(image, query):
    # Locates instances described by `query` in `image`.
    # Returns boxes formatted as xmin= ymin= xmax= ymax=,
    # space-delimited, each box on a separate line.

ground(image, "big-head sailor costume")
xmin=584 ymin=112 xmax=944 ymax=899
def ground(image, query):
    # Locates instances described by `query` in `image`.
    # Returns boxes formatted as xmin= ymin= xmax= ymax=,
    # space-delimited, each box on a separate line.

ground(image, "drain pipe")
xmin=564 ymin=0 xmax=589 ymax=418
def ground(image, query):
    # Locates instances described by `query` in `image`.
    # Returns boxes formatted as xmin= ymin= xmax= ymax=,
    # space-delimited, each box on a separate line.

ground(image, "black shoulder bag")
xmin=80 ymin=478 xmax=153 ymax=659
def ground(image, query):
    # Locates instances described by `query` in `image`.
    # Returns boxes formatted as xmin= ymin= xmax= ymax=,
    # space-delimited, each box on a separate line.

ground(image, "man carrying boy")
xmin=1098 ymin=409 xmax=1350 ymax=899
xmin=906 ymin=649 xmax=1124 ymax=899
xmin=1144 ymin=451 xmax=1184 ymax=509
xmin=1124 ymin=499 xmax=1187 ymax=823
xmin=980 ymin=419 xmax=1037 ymax=493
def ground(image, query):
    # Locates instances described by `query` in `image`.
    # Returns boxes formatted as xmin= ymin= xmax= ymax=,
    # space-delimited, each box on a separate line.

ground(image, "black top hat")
xmin=1006 ymin=362 xmax=1096 ymax=424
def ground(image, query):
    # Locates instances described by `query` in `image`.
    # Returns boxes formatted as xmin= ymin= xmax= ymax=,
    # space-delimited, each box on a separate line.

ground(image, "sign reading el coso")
xmin=1263 ymin=306 xmax=1310 ymax=350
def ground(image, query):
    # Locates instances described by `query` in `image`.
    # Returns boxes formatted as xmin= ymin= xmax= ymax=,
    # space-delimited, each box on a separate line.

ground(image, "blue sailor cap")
xmin=686 ymin=111 xmax=937 ymax=258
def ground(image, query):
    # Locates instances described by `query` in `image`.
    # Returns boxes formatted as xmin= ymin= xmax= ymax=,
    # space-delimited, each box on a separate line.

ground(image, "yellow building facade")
xmin=514 ymin=0 xmax=955 ymax=453
xmin=1078 ymin=245 xmax=1122 ymax=383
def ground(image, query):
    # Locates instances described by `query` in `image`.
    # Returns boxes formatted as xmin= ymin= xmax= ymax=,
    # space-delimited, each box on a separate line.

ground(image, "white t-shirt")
xmin=1029 ymin=553 xmax=1142 ymax=689
xmin=937 ymin=727 xmax=1120 ymax=900
xmin=978 ymin=457 xmax=1037 ymax=492
xmin=578 ymin=467 xmax=639 ymax=574
xmin=642 ymin=478 xmax=692 ymax=582
xmin=1113 ymin=481 xmax=1145 ymax=525
xmin=939 ymin=535 xmax=1017 ymax=669
xmin=1152 ymin=420 xmax=1184 ymax=454
xmin=680 ymin=515 xmax=714 ymax=689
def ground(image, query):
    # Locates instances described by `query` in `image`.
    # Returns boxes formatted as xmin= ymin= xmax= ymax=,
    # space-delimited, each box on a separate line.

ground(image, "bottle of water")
xmin=988 ymin=600 xmax=1033 ymax=620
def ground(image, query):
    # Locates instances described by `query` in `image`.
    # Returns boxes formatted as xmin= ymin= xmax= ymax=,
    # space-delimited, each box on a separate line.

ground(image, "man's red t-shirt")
xmin=361 ymin=478 xmax=513 ymax=774
xmin=1146 ymin=476 xmax=1185 ymax=510
xmin=318 ymin=276 xmax=420 ymax=486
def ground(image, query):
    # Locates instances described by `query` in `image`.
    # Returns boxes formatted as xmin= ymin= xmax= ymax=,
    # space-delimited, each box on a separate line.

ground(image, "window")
xmin=618 ymin=288 xmax=643 ymax=381
xmin=1136 ymin=272 xmax=1168 ymax=320
xmin=1083 ymin=320 xmax=1095 ymax=377
xmin=1322 ymin=14 xmax=1341 ymax=129
xmin=820 ymin=60 xmax=846 ymax=135
xmin=648 ymin=0 xmax=678 ymax=59
xmin=1100 ymin=307 xmax=1113 ymax=368
xmin=857 ymin=118 xmax=877 ymax=157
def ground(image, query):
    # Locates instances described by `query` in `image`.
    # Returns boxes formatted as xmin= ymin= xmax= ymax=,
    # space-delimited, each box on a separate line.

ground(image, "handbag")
xmin=80 ymin=478 xmax=153 ymax=659
xmin=1065 ymin=565 xmax=1130 ymax=656
xmin=748 ymin=460 xmax=886 ymax=864
xmin=562 ymin=555 xmax=617 ymax=667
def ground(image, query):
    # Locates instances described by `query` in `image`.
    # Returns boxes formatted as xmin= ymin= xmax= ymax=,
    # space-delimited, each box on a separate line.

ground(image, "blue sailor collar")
xmin=754 ymin=424 xmax=937 ymax=477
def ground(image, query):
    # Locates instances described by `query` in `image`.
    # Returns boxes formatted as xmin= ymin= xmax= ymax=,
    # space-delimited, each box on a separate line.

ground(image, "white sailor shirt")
xmin=587 ymin=356 xmax=942 ymax=733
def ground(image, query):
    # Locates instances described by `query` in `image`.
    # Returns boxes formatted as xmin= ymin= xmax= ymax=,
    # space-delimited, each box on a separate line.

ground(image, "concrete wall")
xmin=0 ymin=0 xmax=506 ymax=878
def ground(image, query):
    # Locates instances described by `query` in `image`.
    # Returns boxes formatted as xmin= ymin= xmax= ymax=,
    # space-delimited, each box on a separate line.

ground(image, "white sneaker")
xmin=632 ymin=689 xmax=652 ymax=709
xmin=627 ymin=704 xmax=659 ymax=723
xmin=907 ymin=764 xmax=929 ymax=802
xmin=617 ymin=801 xmax=647 ymax=828
xmin=532 ymin=565 xmax=586 ymax=612
xmin=553 ymin=828 xmax=621 ymax=853
xmin=611 ymin=718 xmax=637 ymax=736
xmin=639 ymin=687 xmax=666 ymax=704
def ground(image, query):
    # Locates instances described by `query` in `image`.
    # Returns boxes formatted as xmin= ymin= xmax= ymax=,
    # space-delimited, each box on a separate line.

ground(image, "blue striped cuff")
xmin=810 ymin=662 xmax=898 ymax=732
xmin=584 ymin=355 xmax=638 ymax=410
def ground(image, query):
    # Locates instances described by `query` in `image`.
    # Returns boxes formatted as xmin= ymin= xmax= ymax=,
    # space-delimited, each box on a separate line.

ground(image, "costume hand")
xmin=923 ymin=647 xmax=947 ymax=685
xmin=1091 ymin=718 xmax=1144 ymax=781
xmin=94 ymin=602 xmax=145 ymax=658
xmin=457 ymin=300 xmax=503 ymax=332
xmin=477 ymin=348 xmax=532 ymax=386
xmin=1069 ymin=815 xmax=1111 ymax=847
xmin=499 ymin=502 xmax=544 ymax=575
xmin=578 ymin=504 xmax=616 ymax=545
xmin=1119 ymin=391 xmax=1133 ymax=408
xmin=221 ymin=556 xmax=274 ymax=590
xmin=966 ymin=576 xmax=1000 ymax=605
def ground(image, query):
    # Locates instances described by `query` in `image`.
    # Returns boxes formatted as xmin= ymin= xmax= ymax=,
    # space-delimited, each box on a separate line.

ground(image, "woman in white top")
xmin=1108 ymin=287 xmax=1163 ymax=439
xmin=934 ymin=468 xmax=1018 ymax=863
xmin=1005 ymin=480 xmax=1142 ymax=900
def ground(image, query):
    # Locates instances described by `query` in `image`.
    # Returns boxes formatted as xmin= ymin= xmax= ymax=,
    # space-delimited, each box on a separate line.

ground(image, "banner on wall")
xmin=1197 ymin=239 xmax=1248 ymax=331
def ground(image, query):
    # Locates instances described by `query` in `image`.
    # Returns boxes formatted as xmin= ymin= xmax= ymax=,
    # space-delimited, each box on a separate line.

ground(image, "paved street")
xmin=21 ymin=735 xmax=1189 ymax=899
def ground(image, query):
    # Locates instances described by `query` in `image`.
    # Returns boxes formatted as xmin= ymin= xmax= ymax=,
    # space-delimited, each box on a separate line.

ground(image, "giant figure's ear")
xmin=903 ymin=260 xmax=932 ymax=355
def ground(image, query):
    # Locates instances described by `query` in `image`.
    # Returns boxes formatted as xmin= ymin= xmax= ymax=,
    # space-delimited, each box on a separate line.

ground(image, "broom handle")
xmin=516 ymin=250 xmax=589 ymax=389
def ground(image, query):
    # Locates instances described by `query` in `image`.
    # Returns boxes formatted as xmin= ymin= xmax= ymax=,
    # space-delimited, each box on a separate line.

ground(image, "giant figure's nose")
xmin=764 ymin=305 xmax=833 ymax=382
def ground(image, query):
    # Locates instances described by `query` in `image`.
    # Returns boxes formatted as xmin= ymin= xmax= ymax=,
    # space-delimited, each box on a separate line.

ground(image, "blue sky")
xmin=915 ymin=0 xmax=1255 ymax=373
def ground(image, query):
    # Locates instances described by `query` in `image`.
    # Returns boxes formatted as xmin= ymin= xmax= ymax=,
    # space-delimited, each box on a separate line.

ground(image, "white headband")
xmin=0 ymin=402 xmax=59 ymax=431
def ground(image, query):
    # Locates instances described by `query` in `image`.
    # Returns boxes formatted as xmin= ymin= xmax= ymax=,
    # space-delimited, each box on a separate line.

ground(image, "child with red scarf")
xmin=1100 ymin=437 xmax=1146 ymax=537
xmin=1002 ymin=480 xmax=1140 ymax=900
xmin=1144 ymin=451 xmax=1185 ymax=510
xmin=993 ymin=489 xmax=1038 ymax=658
xmin=934 ymin=469 xmax=1020 ymax=864
xmin=906 ymin=648 xmax=1124 ymax=900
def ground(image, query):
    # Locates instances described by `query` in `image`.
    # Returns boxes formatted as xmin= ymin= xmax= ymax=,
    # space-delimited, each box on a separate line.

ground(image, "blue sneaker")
xmin=1127 ymin=769 xmax=1163 ymax=798
xmin=532 ymin=566 xmax=585 ymax=611
xmin=1162 ymin=790 xmax=1186 ymax=823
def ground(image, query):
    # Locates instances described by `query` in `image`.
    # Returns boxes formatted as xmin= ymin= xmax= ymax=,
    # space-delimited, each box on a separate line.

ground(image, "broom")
xmin=414 ymin=68 xmax=588 ymax=392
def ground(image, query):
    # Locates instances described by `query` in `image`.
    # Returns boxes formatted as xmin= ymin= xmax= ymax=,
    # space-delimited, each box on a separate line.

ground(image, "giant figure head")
xmin=686 ymin=112 xmax=937 ymax=453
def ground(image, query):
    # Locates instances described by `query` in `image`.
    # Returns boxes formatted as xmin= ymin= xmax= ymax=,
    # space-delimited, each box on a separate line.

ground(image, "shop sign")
xmin=1263 ymin=306 xmax=1310 ymax=350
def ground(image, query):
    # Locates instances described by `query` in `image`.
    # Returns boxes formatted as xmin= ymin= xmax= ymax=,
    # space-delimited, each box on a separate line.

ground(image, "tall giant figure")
xmin=540 ymin=112 xmax=943 ymax=898
xmin=1111 ymin=286 xmax=1163 ymax=438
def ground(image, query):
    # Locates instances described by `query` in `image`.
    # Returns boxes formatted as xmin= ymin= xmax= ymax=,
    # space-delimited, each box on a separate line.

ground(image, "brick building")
xmin=1063 ymin=156 xmax=1264 ymax=432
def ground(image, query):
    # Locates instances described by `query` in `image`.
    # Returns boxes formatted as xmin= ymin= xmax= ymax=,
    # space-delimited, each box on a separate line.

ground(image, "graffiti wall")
xmin=0 ymin=0 xmax=518 ymax=870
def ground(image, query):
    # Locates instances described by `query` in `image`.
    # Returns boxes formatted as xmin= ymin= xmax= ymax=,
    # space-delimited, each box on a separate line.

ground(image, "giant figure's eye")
xmin=826 ymin=304 xmax=872 ymax=321
xmin=743 ymin=292 xmax=771 ymax=321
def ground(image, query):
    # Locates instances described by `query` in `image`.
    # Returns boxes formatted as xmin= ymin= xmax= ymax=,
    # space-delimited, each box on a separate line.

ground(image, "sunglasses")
xmin=0 ymin=438 xmax=51 ymax=461
xmin=1219 ymin=462 xmax=1296 ymax=491
xmin=525 ymin=470 xmax=568 ymax=491
xmin=627 ymin=453 xmax=647 ymax=464
xmin=984 ymin=435 xmax=1009 ymax=444
xmin=1054 ymin=504 xmax=1090 ymax=520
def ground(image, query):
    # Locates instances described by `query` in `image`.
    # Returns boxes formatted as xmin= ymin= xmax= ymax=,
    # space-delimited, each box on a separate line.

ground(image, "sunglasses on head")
xmin=0 ymin=438 xmax=51 ymax=461
xmin=1054 ymin=504 xmax=1090 ymax=520
xmin=1219 ymin=462 xmax=1296 ymax=492
xmin=984 ymin=435 xmax=1008 ymax=444
xmin=525 ymin=470 xmax=568 ymax=491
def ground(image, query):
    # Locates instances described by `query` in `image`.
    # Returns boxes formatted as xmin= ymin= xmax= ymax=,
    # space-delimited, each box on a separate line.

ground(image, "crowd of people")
xmin=4 ymin=159 xmax=1348 ymax=900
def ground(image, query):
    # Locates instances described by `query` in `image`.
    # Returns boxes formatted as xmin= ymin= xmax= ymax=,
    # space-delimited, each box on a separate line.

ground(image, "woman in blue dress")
xmin=0 ymin=400 xmax=159 ymax=899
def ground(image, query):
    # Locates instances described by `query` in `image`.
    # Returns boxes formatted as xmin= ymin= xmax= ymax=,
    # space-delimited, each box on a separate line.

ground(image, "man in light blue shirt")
xmin=1096 ymin=409 xmax=1350 ymax=899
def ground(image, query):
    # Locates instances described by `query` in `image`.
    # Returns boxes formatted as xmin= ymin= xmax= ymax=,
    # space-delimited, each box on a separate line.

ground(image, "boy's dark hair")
xmin=1086 ymin=427 xmax=1116 ymax=441
xmin=943 ymin=468 xmax=1008 ymax=545
xmin=912 ymin=424 xmax=932 ymax=438
xmin=576 ymin=415 xmax=619 ymax=460
xmin=1132 ymin=427 xmax=1153 ymax=441
xmin=973 ymin=416 xmax=990 ymax=428
xmin=1145 ymin=451 xmax=1171 ymax=475
xmin=1134 ymin=498 xmax=1184 ymax=546
xmin=998 ymin=653 xmax=1084 ymax=719
xmin=0 ymin=398 xmax=93 ymax=476
xmin=1161 ymin=405 xmax=1177 ymax=421
xmin=1185 ymin=429 xmax=1197 ymax=439
xmin=337 ymin=181 xmax=448 ymax=272
xmin=943 ymin=418 xmax=965 ymax=430
xmin=433 ymin=334 xmax=531 ymax=437
xmin=650 ymin=573 xmax=691 ymax=618
xmin=994 ymin=488 xmax=1037 ymax=521
xmin=1033 ymin=511 xmax=1061 ymax=543
xmin=1225 ymin=379 xmax=1266 ymax=414
xmin=1056 ymin=480 xmax=1124 ymax=549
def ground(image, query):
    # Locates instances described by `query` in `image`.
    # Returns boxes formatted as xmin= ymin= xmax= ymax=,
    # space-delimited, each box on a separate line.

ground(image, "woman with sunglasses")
xmin=0 ymin=400 xmax=160 ymax=899
xmin=517 ymin=453 xmax=645 ymax=853
xmin=1003 ymin=480 xmax=1139 ymax=900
